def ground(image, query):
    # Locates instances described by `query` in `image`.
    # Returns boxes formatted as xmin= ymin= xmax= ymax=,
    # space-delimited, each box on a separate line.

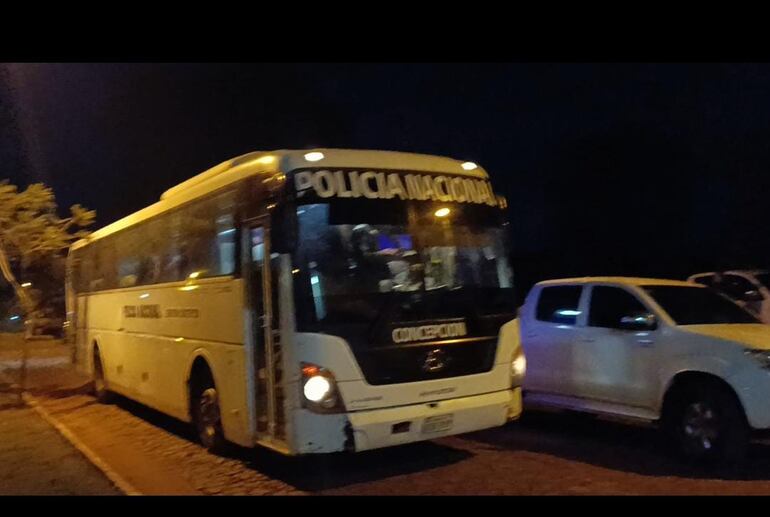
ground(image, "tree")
xmin=0 ymin=181 xmax=94 ymax=325
xmin=0 ymin=181 xmax=94 ymax=397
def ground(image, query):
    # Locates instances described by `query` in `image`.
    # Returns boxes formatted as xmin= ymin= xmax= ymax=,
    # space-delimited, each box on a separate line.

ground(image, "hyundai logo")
xmin=422 ymin=348 xmax=449 ymax=373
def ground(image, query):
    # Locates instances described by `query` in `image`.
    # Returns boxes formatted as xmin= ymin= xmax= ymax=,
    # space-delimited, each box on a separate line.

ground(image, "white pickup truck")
xmin=520 ymin=276 xmax=770 ymax=463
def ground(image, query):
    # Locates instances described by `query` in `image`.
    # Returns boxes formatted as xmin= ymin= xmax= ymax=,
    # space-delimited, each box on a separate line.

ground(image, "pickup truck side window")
xmin=535 ymin=286 xmax=583 ymax=325
xmin=588 ymin=286 xmax=648 ymax=329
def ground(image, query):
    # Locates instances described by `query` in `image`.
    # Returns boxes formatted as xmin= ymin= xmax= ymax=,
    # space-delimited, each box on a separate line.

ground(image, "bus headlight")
xmin=511 ymin=348 xmax=526 ymax=387
xmin=303 ymin=375 xmax=332 ymax=402
xmin=301 ymin=363 xmax=345 ymax=413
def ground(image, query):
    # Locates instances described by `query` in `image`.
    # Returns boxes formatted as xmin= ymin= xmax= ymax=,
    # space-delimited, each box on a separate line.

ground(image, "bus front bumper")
xmin=294 ymin=388 xmax=521 ymax=454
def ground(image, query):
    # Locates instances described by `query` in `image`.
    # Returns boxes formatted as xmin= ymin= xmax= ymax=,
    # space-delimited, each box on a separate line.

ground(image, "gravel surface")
xmin=7 ymin=333 xmax=770 ymax=495
xmin=32 ymin=392 xmax=770 ymax=495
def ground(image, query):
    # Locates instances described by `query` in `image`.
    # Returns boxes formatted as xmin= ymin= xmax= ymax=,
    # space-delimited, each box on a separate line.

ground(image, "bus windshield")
xmin=292 ymin=200 xmax=515 ymax=337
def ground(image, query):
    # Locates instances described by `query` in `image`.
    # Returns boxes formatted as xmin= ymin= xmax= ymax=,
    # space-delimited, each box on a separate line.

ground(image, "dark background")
xmin=1 ymin=63 xmax=768 ymax=302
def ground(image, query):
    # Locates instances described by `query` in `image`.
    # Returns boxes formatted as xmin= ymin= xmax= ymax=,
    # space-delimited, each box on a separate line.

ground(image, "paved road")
xmin=0 ymin=406 xmax=121 ymax=495
xmin=31 ymin=392 xmax=770 ymax=495
xmin=6 ymin=333 xmax=770 ymax=495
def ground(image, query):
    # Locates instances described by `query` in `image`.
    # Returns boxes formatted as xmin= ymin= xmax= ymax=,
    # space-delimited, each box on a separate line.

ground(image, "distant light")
xmin=292 ymin=268 xmax=300 ymax=274
xmin=139 ymin=293 xmax=150 ymax=299
xmin=461 ymin=161 xmax=478 ymax=171
xmin=256 ymin=155 xmax=276 ymax=164
xmin=310 ymin=275 xmax=319 ymax=285
xmin=188 ymin=271 xmax=201 ymax=279
xmin=21 ymin=282 xmax=31 ymax=288
xmin=304 ymin=152 xmax=324 ymax=162
xmin=434 ymin=207 xmax=451 ymax=218
xmin=9 ymin=315 xmax=20 ymax=321
xmin=218 ymin=228 xmax=236 ymax=236
xmin=179 ymin=285 xmax=199 ymax=292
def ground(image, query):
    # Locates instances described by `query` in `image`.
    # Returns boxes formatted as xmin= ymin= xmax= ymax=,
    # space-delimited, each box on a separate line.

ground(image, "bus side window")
xmin=170 ymin=191 xmax=236 ymax=281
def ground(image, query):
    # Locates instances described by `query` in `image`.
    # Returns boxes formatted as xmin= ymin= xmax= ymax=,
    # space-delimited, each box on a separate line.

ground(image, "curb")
xmin=21 ymin=392 xmax=143 ymax=496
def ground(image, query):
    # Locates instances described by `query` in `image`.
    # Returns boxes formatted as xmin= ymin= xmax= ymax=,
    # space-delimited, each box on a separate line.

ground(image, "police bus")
xmin=66 ymin=149 xmax=524 ymax=455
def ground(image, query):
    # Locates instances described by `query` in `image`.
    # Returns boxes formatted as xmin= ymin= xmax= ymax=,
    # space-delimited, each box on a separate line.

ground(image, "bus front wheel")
xmin=190 ymin=373 xmax=227 ymax=454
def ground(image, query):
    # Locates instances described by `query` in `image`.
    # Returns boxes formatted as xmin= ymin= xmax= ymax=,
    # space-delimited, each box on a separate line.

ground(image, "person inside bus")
xmin=349 ymin=225 xmax=396 ymax=293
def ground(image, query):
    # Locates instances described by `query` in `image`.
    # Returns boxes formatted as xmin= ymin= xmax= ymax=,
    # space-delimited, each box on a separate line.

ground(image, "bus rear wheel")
xmin=92 ymin=350 xmax=114 ymax=404
xmin=191 ymin=374 xmax=227 ymax=454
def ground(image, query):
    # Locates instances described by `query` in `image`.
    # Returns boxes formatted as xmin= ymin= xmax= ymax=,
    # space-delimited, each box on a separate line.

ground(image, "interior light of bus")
xmin=434 ymin=207 xmax=451 ymax=218
xmin=304 ymin=151 xmax=324 ymax=162
xmin=292 ymin=268 xmax=300 ymax=274
xmin=256 ymin=155 xmax=276 ymax=164
xmin=21 ymin=282 xmax=32 ymax=288
xmin=179 ymin=285 xmax=199 ymax=291
xmin=139 ymin=293 xmax=150 ymax=299
xmin=174 ymin=337 xmax=184 ymax=342
xmin=461 ymin=161 xmax=478 ymax=170
xmin=188 ymin=271 xmax=201 ymax=279
xmin=9 ymin=315 xmax=19 ymax=321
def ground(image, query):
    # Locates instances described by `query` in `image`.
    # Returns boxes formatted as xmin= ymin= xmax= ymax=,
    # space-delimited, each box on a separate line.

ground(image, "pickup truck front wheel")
xmin=664 ymin=381 xmax=749 ymax=464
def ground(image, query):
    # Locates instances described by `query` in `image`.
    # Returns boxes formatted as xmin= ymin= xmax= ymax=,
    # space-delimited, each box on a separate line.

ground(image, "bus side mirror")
xmin=271 ymin=203 xmax=298 ymax=254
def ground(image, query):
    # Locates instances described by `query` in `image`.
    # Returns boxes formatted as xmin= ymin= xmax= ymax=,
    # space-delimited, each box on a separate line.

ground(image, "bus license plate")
xmin=421 ymin=414 xmax=454 ymax=434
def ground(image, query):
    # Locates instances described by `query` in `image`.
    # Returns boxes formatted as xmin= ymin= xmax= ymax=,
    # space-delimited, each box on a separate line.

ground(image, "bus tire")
xmin=190 ymin=367 xmax=227 ymax=454
xmin=92 ymin=349 xmax=114 ymax=404
xmin=663 ymin=378 xmax=749 ymax=465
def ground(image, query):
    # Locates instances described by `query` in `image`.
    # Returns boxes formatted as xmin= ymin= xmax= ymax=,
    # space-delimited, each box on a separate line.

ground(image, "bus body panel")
xmin=292 ymin=388 xmax=520 ymax=454
xmin=291 ymin=318 xmax=520 ymax=411
xmin=76 ymin=277 xmax=256 ymax=447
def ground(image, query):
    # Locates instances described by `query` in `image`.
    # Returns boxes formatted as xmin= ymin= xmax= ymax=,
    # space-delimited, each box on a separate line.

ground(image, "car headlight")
xmin=511 ymin=348 xmax=526 ymax=387
xmin=301 ymin=362 xmax=346 ymax=413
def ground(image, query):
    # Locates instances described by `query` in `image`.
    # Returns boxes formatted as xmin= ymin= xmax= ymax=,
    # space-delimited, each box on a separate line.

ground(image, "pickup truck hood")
xmin=681 ymin=323 xmax=770 ymax=350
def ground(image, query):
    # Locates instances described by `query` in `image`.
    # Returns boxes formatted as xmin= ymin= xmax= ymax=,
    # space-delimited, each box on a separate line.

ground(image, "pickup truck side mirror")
xmin=619 ymin=313 xmax=657 ymax=331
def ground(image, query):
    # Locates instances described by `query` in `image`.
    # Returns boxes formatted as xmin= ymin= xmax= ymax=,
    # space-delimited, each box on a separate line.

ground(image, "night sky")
xmin=2 ymin=63 xmax=770 ymax=297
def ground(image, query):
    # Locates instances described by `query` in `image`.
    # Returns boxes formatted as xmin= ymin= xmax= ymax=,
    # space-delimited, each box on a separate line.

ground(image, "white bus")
xmin=66 ymin=149 xmax=524 ymax=455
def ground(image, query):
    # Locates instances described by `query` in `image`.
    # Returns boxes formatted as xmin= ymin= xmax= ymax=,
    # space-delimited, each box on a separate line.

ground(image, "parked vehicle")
xmin=689 ymin=270 xmax=770 ymax=323
xmin=520 ymin=276 xmax=770 ymax=463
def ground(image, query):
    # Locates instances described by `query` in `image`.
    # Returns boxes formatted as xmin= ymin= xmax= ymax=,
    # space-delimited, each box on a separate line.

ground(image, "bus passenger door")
xmin=244 ymin=225 xmax=286 ymax=450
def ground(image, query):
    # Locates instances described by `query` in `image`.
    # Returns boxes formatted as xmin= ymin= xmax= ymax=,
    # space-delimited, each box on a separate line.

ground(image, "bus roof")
xmin=71 ymin=148 xmax=490 ymax=251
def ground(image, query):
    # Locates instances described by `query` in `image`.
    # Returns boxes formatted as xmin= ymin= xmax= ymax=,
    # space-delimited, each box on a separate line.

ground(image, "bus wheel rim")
xmin=199 ymin=388 xmax=220 ymax=440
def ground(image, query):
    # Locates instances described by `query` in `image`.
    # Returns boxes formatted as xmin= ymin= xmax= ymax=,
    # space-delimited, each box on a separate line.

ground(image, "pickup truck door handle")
xmin=637 ymin=339 xmax=654 ymax=346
